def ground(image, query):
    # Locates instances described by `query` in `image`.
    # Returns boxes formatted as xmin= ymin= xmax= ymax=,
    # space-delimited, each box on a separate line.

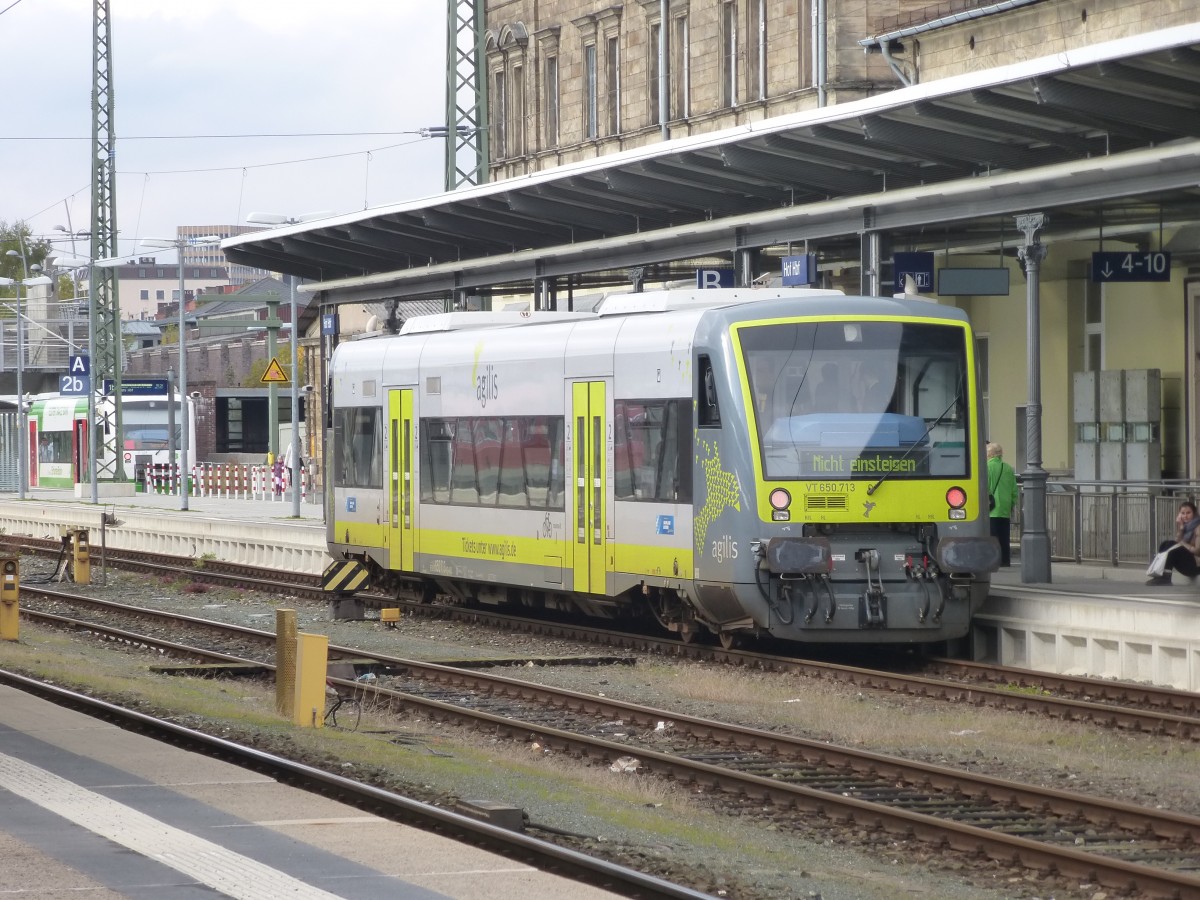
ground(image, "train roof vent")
xmin=398 ymin=311 xmax=598 ymax=335
xmin=595 ymin=287 xmax=844 ymax=316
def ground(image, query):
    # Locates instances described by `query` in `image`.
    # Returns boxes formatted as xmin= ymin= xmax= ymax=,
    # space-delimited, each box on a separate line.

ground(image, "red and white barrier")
xmin=144 ymin=462 xmax=317 ymax=504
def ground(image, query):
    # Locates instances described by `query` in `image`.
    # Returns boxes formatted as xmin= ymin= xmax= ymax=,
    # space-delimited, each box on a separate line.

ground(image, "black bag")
xmin=989 ymin=494 xmax=996 ymax=511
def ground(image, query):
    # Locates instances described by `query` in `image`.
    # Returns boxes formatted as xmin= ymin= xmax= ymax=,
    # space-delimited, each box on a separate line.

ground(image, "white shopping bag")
xmin=1146 ymin=542 xmax=1182 ymax=577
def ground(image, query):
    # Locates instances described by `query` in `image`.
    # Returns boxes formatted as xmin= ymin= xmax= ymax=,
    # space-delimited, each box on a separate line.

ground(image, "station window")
xmin=544 ymin=54 xmax=560 ymax=148
xmin=584 ymin=43 xmax=598 ymax=139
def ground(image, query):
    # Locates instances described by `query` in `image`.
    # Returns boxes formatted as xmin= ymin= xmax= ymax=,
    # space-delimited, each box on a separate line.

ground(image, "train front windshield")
xmin=739 ymin=320 xmax=971 ymax=480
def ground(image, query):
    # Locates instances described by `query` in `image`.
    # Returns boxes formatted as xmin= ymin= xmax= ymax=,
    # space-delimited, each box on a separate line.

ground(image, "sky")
xmin=1 ymin=0 xmax=448 ymax=262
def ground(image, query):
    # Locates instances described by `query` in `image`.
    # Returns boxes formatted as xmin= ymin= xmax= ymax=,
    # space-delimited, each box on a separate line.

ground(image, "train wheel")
xmin=718 ymin=631 xmax=742 ymax=651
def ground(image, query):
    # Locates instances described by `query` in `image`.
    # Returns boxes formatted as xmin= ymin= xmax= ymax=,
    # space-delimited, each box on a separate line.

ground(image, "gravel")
xmin=12 ymin=558 xmax=1198 ymax=900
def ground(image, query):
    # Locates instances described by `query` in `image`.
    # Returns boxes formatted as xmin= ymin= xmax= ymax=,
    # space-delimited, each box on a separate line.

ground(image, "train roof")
xmin=342 ymin=289 xmax=969 ymax=360
xmin=594 ymin=287 xmax=845 ymax=316
xmin=398 ymin=311 xmax=597 ymax=334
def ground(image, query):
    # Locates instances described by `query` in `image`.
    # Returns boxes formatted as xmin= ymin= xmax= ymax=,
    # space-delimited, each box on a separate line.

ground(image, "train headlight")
xmin=768 ymin=488 xmax=791 ymax=522
xmin=945 ymin=486 xmax=967 ymax=519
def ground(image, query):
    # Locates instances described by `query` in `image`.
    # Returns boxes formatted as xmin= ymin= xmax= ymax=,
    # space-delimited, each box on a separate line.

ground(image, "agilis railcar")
xmin=324 ymin=288 xmax=998 ymax=648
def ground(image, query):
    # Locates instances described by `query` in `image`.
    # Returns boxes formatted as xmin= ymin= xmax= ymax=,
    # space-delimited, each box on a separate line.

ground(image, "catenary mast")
xmin=90 ymin=0 xmax=124 ymax=481
xmin=445 ymin=0 xmax=488 ymax=190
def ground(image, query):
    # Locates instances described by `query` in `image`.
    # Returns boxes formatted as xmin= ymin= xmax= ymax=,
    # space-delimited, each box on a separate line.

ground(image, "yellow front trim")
xmin=730 ymin=314 xmax=983 ymax=523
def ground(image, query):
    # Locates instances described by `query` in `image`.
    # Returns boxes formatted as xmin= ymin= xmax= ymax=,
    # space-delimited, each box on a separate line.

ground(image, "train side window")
xmin=613 ymin=401 xmax=635 ymax=500
xmin=475 ymin=419 xmax=501 ymax=504
xmin=698 ymin=356 xmax=721 ymax=427
xmin=610 ymin=399 xmax=690 ymax=503
xmin=497 ymin=418 xmax=528 ymax=507
xmin=450 ymin=418 xmax=480 ymax=503
xmin=671 ymin=399 xmax=692 ymax=502
xmin=523 ymin=417 xmax=553 ymax=508
xmin=546 ymin=417 xmax=566 ymax=509
xmin=334 ymin=406 xmax=381 ymax=488
xmin=420 ymin=419 xmax=454 ymax=502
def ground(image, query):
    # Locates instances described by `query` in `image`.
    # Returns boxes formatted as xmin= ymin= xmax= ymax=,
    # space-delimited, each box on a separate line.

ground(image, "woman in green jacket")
xmin=987 ymin=442 xmax=1019 ymax=567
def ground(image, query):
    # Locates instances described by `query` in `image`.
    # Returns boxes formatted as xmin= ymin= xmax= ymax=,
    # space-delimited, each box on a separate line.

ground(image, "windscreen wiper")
xmin=865 ymin=390 xmax=962 ymax=496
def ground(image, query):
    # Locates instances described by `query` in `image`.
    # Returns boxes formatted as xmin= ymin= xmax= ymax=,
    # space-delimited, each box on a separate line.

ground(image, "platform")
xmin=0 ymin=681 xmax=621 ymax=900
xmin=0 ymin=488 xmax=328 ymax=575
xmin=0 ymin=489 xmax=1197 ymax=691
xmin=978 ymin=563 xmax=1200 ymax=691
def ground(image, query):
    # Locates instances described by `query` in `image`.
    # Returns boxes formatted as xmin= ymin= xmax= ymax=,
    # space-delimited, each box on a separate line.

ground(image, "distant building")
xmin=122 ymin=319 xmax=162 ymax=351
xmin=177 ymin=225 xmax=274 ymax=286
xmin=109 ymin=257 xmax=230 ymax=321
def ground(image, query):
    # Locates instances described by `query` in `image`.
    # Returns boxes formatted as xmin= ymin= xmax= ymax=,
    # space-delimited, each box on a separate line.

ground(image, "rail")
xmin=1020 ymin=479 xmax=1200 ymax=568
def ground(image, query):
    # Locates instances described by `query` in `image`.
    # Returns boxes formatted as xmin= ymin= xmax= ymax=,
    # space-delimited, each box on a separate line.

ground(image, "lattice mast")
xmin=89 ymin=0 xmax=124 ymax=479
xmin=445 ymin=0 xmax=488 ymax=190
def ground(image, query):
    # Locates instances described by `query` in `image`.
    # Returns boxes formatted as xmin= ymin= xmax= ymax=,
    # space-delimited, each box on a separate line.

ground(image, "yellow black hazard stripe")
xmin=322 ymin=559 xmax=370 ymax=594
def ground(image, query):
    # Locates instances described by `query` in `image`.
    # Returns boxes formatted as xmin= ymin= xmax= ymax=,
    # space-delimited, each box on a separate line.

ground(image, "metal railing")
xmin=0 ymin=308 xmax=90 ymax=373
xmin=1027 ymin=480 xmax=1200 ymax=567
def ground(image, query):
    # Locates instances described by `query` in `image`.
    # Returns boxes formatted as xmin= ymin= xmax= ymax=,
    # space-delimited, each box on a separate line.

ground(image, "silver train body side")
xmin=326 ymin=289 xmax=998 ymax=646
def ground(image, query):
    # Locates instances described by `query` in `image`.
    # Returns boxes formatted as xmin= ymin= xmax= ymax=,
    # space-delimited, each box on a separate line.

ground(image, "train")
xmin=27 ymin=392 xmax=196 ymax=490
xmin=324 ymin=287 xmax=999 ymax=648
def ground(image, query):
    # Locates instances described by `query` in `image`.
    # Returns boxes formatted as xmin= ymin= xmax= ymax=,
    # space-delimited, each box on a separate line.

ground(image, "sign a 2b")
xmin=61 ymin=355 xmax=90 ymax=395
xmin=60 ymin=374 xmax=90 ymax=396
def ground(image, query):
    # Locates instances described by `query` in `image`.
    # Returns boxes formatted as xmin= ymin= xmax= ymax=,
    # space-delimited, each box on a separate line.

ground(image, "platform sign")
xmin=893 ymin=252 xmax=934 ymax=294
xmin=937 ymin=268 xmax=1011 ymax=296
xmin=101 ymin=378 xmax=170 ymax=395
xmin=781 ymin=254 xmax=818 ymax=286
xmin=61 ymin=355 xmax=90 ymax=396
xmin=695 ymin=268 xmax=735 ymax=289
xmin=1091 ymin=251 xmax=1171 ymax=283
xmin=321 ymin=313 xmax=338 ymax=336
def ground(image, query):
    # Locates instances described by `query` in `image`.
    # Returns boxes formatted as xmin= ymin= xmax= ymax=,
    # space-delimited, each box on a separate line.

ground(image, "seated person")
xmin=1147 ymin=500 xmax=1200 ymax=585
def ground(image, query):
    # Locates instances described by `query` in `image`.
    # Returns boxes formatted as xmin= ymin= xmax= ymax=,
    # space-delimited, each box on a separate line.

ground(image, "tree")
xmin=0 ymin=220 xmax=52 ymax=283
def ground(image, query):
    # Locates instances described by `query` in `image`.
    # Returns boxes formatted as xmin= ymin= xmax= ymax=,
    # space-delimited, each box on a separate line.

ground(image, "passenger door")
xmin=387 ymin=389 xmax=415 ymax=572
xmin=571 ymin=380 xmax=608 ymax=594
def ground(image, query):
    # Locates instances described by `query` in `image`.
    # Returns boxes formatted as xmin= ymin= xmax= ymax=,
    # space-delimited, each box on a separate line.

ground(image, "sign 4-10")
xmin=1091 ymin=251 xmax=1171 ymax=283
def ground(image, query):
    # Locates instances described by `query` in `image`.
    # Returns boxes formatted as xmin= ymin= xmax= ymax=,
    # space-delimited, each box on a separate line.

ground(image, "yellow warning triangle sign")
xmin=261 ymin=357 xmax=290 ymax=384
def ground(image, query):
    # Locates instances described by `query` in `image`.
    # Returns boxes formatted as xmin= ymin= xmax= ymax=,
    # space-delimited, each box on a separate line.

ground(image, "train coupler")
xmin=855 ymin=548 xmax=887 ymax=628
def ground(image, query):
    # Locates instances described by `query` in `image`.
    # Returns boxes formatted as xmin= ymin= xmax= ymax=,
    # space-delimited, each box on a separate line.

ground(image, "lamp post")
xmin=140 ymin=236 xmax=220 ymax=511
xmin=54 ymin=251 xmax=124 ymax=506
xmin=247 ymin=212 xmax=325 ymax=520
xmin=4 ymin=248 xmax=38 ymax=501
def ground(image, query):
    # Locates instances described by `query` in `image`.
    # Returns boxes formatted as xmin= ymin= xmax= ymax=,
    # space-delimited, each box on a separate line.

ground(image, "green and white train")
xmin=26 ymin=393 xmax=195 ymax=489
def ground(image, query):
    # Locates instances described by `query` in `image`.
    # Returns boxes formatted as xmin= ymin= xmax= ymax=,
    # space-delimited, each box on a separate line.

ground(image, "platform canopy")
xmin=223 ymin=24 xmax=1200 ymax=303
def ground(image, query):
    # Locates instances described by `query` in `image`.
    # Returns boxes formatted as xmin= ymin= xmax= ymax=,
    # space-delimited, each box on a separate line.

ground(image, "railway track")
xmin=6 ymin=534 xmax=1199 ymax=739
xmin=14 ymin=587 xmax=1200 ymax=899
xmin=0 ymin=668 xmax=703 ymax=900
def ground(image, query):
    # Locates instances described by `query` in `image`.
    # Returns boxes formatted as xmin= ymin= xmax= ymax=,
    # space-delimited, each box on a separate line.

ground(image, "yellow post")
xmin=275 ymin=608 xmax=297 ymax=719
xmin=293 ymin=632 xmax=329 ymax=728
xmin=71 ymin=529 xmax=91 ymax=585
xmin=0 ymin=556 xmax=19 ymax=642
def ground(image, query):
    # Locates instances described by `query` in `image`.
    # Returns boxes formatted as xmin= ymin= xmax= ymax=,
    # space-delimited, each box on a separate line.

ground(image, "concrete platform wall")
xmin=974 ymin=591 xmax=1200 ymax=691
xmin=0 ymin=503 xmax=329 ymax=576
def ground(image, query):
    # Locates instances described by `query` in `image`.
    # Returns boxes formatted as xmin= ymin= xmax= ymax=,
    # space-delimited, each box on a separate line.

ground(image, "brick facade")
xmin=485 ymin=0 xmax=905 ymax=181
xmin=485 ymin=2 xmax=1199 ymax=183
